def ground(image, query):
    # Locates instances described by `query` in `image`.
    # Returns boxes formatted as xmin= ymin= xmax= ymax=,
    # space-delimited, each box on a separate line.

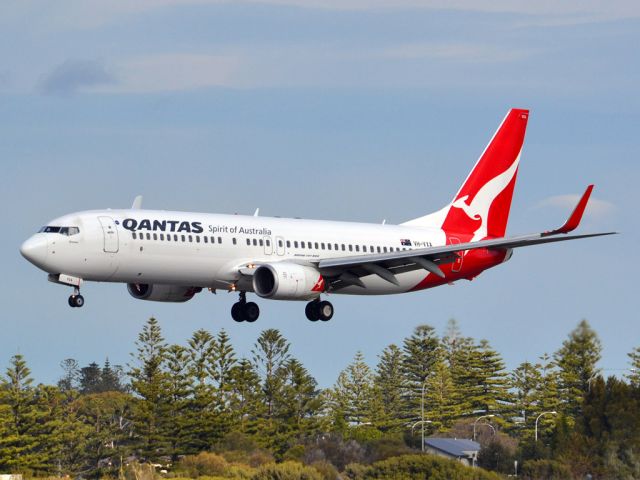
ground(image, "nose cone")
xmin=20 ymin=235 xmax=48 ymax=268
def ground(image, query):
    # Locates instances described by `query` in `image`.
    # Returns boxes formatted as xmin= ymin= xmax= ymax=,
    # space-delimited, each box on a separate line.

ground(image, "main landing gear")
xmin=68 ymin=287 xmax=84 ymax=308
xmin=231 ymin=292 xmax=260 ymax=322
xmin=305 ymin=299 xmax=334 ymax=322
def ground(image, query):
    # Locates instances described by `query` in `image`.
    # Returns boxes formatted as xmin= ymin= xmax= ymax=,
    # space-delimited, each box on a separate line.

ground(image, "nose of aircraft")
xmin=20 ymin=235 xmax=48 ymax=267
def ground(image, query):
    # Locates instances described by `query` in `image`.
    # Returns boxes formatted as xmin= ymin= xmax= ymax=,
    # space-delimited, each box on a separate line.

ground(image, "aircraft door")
xmin=275 ymin=236 xmax=286 ymax=256
xmin=263 ymin=236 xmax=273 ymax=255
xmin=449 ymin=236 xmax=463 ymax=273
xmin=98 ymin=216 xmax=119 ymax=253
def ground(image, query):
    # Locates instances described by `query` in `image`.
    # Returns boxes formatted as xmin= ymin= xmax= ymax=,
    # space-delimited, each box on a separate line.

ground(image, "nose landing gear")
xmin=305 ymin=299 xmax=334 ymax=322
xmin=231 ymin=291 xmax=260 ymax=322
xmin=68 ymin=287 xmax=85 ymax=308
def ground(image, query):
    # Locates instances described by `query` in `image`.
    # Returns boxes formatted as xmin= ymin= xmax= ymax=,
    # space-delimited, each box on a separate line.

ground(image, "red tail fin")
xmin=441 ymin=108 xmax=529 ymax=241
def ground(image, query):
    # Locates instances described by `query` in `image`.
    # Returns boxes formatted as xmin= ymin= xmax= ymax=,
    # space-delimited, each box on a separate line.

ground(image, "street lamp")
xmin=421 ymin=379 xmax=428 ymax=452
xmin=473 ymin=414 xmax=495 ymax=441
xmin=534 ymin=411 xmax=557 ymax=442
xmin=411 ymin=420 xmax=433 ymax=435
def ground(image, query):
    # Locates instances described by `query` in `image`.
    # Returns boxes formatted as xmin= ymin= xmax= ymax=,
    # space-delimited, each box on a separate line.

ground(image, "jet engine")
xmin=253 ymin=263 xmax=324 ymax=300
xmin=127 ymin=283 xmax=202 ymax=302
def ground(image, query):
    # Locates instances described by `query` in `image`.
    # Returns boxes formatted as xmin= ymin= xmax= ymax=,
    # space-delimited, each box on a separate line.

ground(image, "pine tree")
xmin=79 ymin=362 xmax=102 ymax=394
xmin=278 ymin=358 xmax=321 ymax=432
xmin=626 ymin=346 xmax=640 ymax=386
xmin=554 ymin=319 xmax=602 ymax=419
xmin=164 ymin=345 xmax=191 ymax=458
xmin=229 ymin=358 xmax=263 ymax=433
xmin=101 ymin=359 xmax=125 ymax=393
xmin=374 ymin=344 xmax=406 ymax=431
xmin=184 ymin=329 xmax=218 ymax=451
xmin=402 ymin=325 xmax=440 ymax=423
xmin=424 ymin=352 xmax=458 ymax=429
xmin=0 ymin=354 xmax=43 ymax=471
xmin=57 ymin=359 xmax=80 ymax=392
xmin=252 ymin=329 xmax=291 ymax=418
xmin=328 ymin=351 xmax=376 ymax=427
xmin=128 ymin=317 xmax=169 ymax=460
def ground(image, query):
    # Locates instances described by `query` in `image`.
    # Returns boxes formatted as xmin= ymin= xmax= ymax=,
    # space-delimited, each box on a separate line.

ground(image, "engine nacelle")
xmin=127 ymin=283 xmax=202 ymax=303
xmin=253 ymin=263 xmax=324 ymax=300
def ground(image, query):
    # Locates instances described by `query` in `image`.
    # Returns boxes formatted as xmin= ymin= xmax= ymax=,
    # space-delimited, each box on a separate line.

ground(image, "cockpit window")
xmin=39 ymin=226 xmax=80 ymax=236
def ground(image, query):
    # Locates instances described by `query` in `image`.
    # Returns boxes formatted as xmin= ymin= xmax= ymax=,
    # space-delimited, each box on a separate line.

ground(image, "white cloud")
xmin=536 ymin=194 xmax=615 ymax=219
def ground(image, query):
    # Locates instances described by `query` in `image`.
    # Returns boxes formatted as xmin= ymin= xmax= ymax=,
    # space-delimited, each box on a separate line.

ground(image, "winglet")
xmin=543 ymin=185 xmax=593 ymax=236
xmin=131 ymin=195 xmax=143 ymax=209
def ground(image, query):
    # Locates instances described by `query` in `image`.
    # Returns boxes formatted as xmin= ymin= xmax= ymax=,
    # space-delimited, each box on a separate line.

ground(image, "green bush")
xmin=309 ymin=460 xmax=340 ymax=480
xmin=521 ymin=459 xmax=573 ymax=480
xmin=177 ymin=452 xmax=229 ymax=477
xmin=359 ymin=454 xmax=502 ymax=480
xmin=252 ymin=461 xmax=323 ymax=480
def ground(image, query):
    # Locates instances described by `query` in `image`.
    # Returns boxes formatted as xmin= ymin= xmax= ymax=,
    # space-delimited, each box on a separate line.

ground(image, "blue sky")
xmin=2 ymin=1 xmax=638 ymax=387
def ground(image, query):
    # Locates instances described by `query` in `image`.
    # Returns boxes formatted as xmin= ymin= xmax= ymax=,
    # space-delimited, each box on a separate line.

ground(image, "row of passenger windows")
xmin=131 ymin=231 xmax=407 ymax=254
xmin=132 ymin=232 xmax=225 ymax=244
xmin=285 ymin=240 xmax=406 ymax=254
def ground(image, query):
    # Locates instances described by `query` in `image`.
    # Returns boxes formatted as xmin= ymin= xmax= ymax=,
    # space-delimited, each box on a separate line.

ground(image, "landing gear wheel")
xmin=244 ymin=302 xmax=260 ymax=322
xmin=69 ymin=295 xmax=84 ymax=308
xmin=318 ymin=300 xmax=333 ymax=321
xmin=231 ymin=302 xmax=244 ymax=322
xmin=305 ymin=301 xmax=320 ymax=322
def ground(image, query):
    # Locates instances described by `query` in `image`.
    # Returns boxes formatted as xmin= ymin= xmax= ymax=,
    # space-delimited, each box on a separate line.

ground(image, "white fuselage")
xmin=23 ymin=209 xmax=447 ymax=296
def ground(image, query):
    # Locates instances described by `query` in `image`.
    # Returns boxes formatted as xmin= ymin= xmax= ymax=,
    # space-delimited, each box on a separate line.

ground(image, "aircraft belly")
xmin=335 ymin=270 xmax=426 ymax=295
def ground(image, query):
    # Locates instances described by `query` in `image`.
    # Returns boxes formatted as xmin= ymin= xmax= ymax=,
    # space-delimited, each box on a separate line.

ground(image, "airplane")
xmin=20 ymin=108 xmax=614 ymax=322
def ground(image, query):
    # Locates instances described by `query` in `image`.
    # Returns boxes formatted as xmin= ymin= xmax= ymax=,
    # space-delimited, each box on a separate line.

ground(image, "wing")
xmin=318 ymin=185 xmax=616 ymax=289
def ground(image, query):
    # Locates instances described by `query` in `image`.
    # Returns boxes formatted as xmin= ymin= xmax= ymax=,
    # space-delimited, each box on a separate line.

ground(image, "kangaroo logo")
xmin=450 ymin=154 xmax=521 ymax=242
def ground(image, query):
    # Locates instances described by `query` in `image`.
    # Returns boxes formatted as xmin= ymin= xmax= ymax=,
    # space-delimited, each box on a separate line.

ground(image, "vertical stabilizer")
xmin=403 ymin=109 xmax=529 ymax=241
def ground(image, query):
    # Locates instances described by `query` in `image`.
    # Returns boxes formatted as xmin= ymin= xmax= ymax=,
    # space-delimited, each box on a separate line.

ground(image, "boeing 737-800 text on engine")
xmin=20 ymin=109 xmax=614 ymax=322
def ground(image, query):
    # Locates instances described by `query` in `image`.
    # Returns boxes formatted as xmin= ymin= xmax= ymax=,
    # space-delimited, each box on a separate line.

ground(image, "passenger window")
xmin=327 ymin=243 xmax=332 ymax=250
xmin=160 ymin=234 xmax=164 ymax=241
xmin=301 ymin=242 xmax=305 ymax=249
xmin=285 ymin=240 xmax=290 ymax=248
xmin=232 ymin=238 xmax=237 ymax=245
xmin=253 ymin=239 xmax=258 ymax=246
xmin=377 ymin=246 xmax=381 ymax=253
xmin=279 ymin=240 xmax=283 ymax=247
xmin=218 ymin=236 xmax=222 ymax=244
xmin=146 ymin=233 xmax=151 ymax=240
xmin=132 ymin=232 xmax=137 ymax=240
xmin=152 ymin=233 xmax=157 ymax=240
xmin=266 ymin=239 xmax=271 ymax=247
xmin=196 ymin=236 xmax=200 ymax=243
xmin=355 ymin=245 xmax=360 ymax=252
xmin=341 ymin=244 xmax=346 ymax=251
xmin=181 ymin=235 xmax=186 ymax=242
xmin=383 ymin=246 xmax=387 ymax=253
xmin=371 ymin=246 xmax=374 ymax=252
xmin=204 ymin=236 xmax=208 ymax=243
xmin=188 ymin=235 xmax=193 ymax=242
xmin=314 ymin=242 xmax=319 ymax=249
xmin=259 ymin=239 xmax=263 ymax=247
xmin=334 ymin=243 xmax=338 ymax=250
xmin=321 ymin=243 xmax=325 ymax=250
xmin=294 ymin=241 xmax=298 ymax=248
xmin=349 ymin=245 xmax=353 ymax=252
xmin=167 ymin=234 xmax=171 ymax=242
xmin=174 ymin=234 xmax=178 ymax=241
xmin=246 ymin=239 xmax=251 ymax=246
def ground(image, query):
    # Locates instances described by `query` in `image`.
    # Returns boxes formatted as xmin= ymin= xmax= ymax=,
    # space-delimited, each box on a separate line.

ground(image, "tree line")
xmin=1 ymin=317 xmax=639 ymax=478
